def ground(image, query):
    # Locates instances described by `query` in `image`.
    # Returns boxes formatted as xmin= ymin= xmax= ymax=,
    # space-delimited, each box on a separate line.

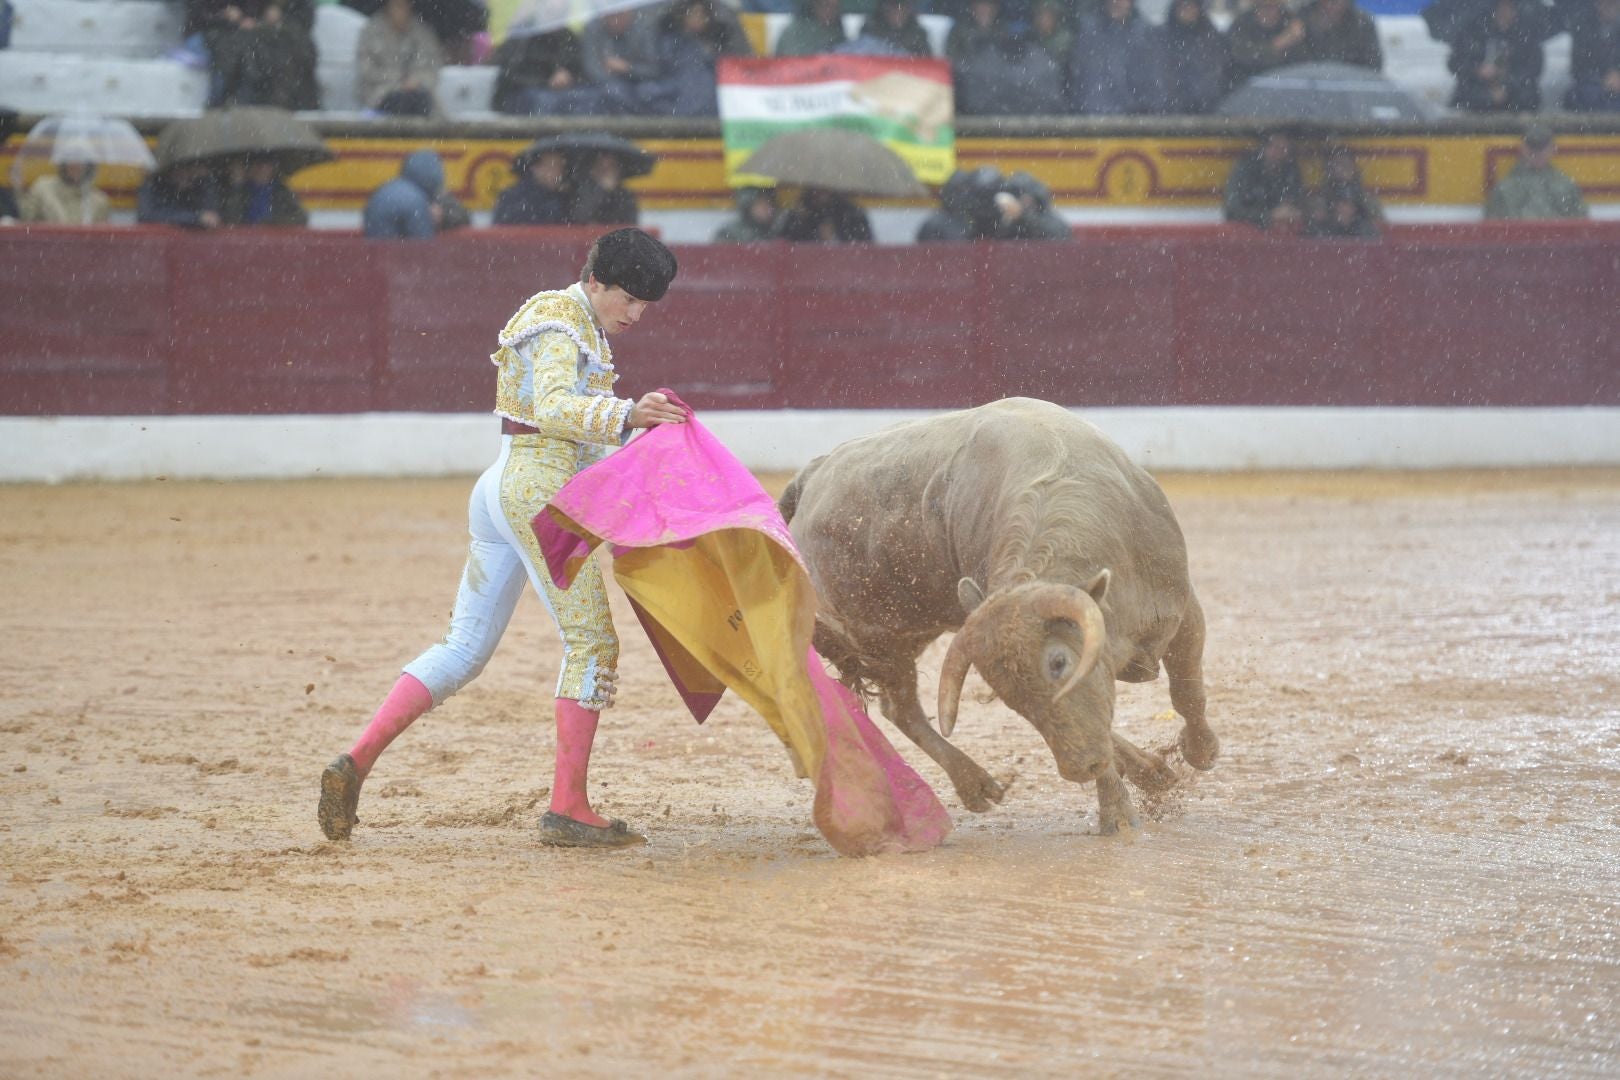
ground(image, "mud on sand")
xmin=2 ymin=470 xmax=1619 ymax=1077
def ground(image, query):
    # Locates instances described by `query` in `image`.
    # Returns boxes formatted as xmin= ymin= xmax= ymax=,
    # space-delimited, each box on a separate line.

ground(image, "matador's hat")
xmin=588 ymin=227 xmax=678 ymax=302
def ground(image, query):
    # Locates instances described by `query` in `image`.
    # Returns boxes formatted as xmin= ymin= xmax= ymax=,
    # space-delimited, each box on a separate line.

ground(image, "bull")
xmin=778 ymin=398 xmax=1219 ymax=833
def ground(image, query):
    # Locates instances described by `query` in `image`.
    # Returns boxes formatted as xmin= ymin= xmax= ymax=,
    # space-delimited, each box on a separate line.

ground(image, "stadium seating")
xmin=0 ymin=0 xmax=1577 ymax=121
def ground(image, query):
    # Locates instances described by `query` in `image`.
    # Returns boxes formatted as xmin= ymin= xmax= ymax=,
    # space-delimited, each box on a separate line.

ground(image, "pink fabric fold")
xmin=533 ymin=392 xmax=950 ymax=856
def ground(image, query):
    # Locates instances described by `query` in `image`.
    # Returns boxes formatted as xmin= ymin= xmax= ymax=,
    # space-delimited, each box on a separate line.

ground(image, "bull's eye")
xmin=1045 ymin=643 xmax=1072 ymax=682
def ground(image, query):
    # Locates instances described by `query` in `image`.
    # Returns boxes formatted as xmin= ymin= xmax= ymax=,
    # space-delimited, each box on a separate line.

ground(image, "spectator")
xmin=1564 ymin=0 xmax=1620 ymax=111
xmin=1227 ymin=0 xmax=1309 ymax=89
xmin=777 ymin=186 xmax=872 ymax=242
xmin=712 ymin=186 xmax=782 ymax=241
xmin=776 ymin=0 xmax=849 ymax=55
xmin=1029 ymin=0 xmax=1076 ymax=68
xmin=1305 ymin=144 xmax=1381 ymax=237
xmin=492 ymin=26 xmax=607 ymax=115
xmin=357 ymin=0 xmax=445 ymax=117
xmin=917 ymin=166 xmax=1004 ymax=242
xmin=647 ymin=0 xmax=753 ymax=116
xmin=581 ymin=9 xmax=664 ymax=112
xmin=494 ymin=148 xmax=571 ymax=225
xmin=1484 ymin=125 xmax=1589 ymax=218
xmin=1159 ymin=0 xmax=1229 ymax=114
xmin=955 ymin=34 xmax=1068 ymax=114
xmin=1302 ymin=0 xmax=1383 ymax=68
xmin=860 ymin=0 xmax=934 ymax=56
xmin=188 ymin=0 xmax=321 ymax=110
xmin=996 ymin=171 xmax=1072 ymax=239
xmin=220 ymin=153 xmax=307 ymax=226
xmin=20 ymin=148 xmax=111 ymax=225
xmin=343 ymin=0 xmax=487 ymax=64
xmin=362 ymin=148 xmax=445 ymax=238
xmin=945 ymin=0 xmax=1008 ymax=64
xmin=1069 ymin=0 xmax=1168 ymax=114
xmin=1447 ymin=0 xmax=1551 ymax=112
xmin=1222 ymin=129 xmax=1306 ymax=231
xmin=567 ymin=151 xmax=641 ymax=225
xmin=137 ymin=163 xmax=223 ymax=229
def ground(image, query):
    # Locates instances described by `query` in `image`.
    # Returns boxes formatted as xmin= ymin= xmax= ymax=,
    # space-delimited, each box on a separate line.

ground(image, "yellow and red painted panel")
xmin=4 ymin=133 xmax=1618 ymax=211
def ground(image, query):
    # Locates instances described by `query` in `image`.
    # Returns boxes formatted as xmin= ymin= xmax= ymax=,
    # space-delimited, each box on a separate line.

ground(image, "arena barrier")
xmin=2 ymin=224 xmax=1617 ymax=478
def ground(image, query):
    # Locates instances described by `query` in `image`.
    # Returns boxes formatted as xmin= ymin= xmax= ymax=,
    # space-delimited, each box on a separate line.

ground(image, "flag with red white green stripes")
xmin=717 ymin=55 xmax=955 ymax=188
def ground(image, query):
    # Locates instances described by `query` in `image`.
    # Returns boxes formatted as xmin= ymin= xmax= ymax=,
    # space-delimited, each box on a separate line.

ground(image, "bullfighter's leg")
xmin=877 ymin=662 xmax=1005 ymax=813
xmin=1164 ymin=592 xmax=1219 ymax=770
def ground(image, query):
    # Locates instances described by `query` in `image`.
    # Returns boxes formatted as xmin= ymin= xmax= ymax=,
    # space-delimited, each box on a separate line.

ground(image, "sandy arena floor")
xmin=2 ymin=469 xmax=1618 ymax=1078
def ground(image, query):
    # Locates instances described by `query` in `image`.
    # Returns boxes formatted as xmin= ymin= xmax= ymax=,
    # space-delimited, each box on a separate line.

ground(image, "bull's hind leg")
xmin=878 ymin=661 xmax=1005 ymax=813
xmin=1164 ymin=592 xmax=1219 ymax=770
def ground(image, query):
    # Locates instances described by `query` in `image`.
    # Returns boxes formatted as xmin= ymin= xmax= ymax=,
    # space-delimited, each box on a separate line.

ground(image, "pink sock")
xmin=348 ymin=673 xmax=433 ymax=779
xmin=550 ymin=698 xmax=609 ymax=828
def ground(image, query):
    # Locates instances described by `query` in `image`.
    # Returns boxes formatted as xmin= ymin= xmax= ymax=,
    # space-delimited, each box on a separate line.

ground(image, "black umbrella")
xmin=512 ymin=132 xmax=656 ymax=178
xmin=1217 ymin=62 xmax=1440 ymax=123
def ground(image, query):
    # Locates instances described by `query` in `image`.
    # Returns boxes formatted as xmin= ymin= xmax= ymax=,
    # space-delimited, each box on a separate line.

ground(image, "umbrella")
xmin=155 ymin=107 xmax=333 ymax=175
xmin=503 ymin=0 xmax=657 ymax=40
xmin=512 ymin=132 xmax=656 ymax=177
xmin=1218 ymin=62 xmax=1441 ymax=123
xmin=8 ymin=112 xmax=158 ymax=191
xmin=737 ymin=128 xmax=927 ymax=198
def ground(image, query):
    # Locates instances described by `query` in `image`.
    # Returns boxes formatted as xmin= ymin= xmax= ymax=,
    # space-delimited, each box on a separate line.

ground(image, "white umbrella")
xmin=9 ymin=112 xmax=157 ymax=192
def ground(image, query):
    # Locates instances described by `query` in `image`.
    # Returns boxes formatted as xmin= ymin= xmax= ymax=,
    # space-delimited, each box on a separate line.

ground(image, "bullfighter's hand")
xmin=596 ymin=669 xmax=619 ymax=706
xmin=630 ymin=391 xmax=687 ymax=428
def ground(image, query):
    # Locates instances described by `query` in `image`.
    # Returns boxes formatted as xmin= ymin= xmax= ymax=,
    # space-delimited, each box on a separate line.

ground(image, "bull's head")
xmin=937 ymin=570 xmax=1112 ymax=778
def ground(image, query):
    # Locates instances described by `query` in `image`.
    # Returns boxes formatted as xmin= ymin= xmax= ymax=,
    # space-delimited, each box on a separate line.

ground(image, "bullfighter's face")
xmin=585 ymin=277 xmax=652 ymax=335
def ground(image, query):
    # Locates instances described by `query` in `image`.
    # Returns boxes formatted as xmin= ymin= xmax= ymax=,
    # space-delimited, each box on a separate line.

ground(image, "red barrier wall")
xmin=3 ymin=225 xmax=1617 ymax=415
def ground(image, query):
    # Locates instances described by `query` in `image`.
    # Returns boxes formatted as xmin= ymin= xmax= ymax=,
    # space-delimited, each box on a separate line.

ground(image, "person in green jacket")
xmin=220 ymin=154 xmax=308 ymax=227
xmin=775 ymin=0 xmax=848 ymax=55
xmin=1484 ymin=125 xmax=1590 ymax=220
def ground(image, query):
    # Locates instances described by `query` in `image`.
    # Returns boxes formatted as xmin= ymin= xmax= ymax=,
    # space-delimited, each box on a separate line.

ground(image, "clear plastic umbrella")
xmin=9 ymin=112 xmax=158 ymax=192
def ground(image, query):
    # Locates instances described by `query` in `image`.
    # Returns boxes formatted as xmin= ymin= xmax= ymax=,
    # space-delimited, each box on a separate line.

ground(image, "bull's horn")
xmin=1031 ymin=586 xmax=1107 ymax=701
xmin=936 ymin=624 xmax=976 ymax=739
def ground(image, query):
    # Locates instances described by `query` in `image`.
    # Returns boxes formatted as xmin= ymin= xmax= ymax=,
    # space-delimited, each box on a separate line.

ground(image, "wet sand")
xmin=2 ymin=470 xmax=1618 ymax=1077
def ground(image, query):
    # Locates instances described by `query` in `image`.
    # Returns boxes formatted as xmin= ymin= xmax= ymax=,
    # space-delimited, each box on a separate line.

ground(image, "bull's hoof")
xmin=952 ymin=767 xmax=1005 ymax=813
xmin=1128 ymin=752 xmax=1179 ymax=794
xmin=1096 ymin=770 xmax=1141 ymax=835
xmin=1178 ymin=724 xmax=1220 ymax=771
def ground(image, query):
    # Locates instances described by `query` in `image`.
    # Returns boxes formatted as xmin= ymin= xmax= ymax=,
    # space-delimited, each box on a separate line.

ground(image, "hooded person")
xmin=20 ymin=140 xmax=112 ymax=225
xmin=493 ymin=147 xmax=571 ymax=226
xmin=995 ymin=170 xmax=1071 ymax=240
xmin=916 ymin=166 xmax=1003 ymax=242
xmin=318 ymin=227 xmax=691 ymax=849
xmin=712 ymin=185 xmax=781 ymax=242
xmin=362 ymin=148 xmax=445 ymax=239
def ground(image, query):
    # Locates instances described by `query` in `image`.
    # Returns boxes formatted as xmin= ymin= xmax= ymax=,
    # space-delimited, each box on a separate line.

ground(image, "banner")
xmin=718 ymin=55 xmax=955 ymax=188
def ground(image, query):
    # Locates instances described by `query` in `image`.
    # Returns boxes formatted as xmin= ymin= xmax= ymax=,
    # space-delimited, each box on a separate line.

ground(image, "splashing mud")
xmin=2 ymin=470 xmax=1617 ymax=1075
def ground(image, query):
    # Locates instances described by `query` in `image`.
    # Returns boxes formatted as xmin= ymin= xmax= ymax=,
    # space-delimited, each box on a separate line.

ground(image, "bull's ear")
xmin=957 ymin=577 xmax=986 ymax=615
xmin=1084 ymin=568 xmax=1111 ymax=603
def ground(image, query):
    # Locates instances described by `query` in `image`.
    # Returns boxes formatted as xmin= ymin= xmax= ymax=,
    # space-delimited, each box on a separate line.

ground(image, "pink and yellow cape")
xmin=533 ymin=394 xmax=951 ymax=856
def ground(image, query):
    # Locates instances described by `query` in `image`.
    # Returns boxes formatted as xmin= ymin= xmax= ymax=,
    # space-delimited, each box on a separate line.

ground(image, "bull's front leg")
xmin=1111 ymin=731 xmax=1178 ymax=793
xmin=879 ymin=665 xmax=1005 ymax=813
xmin=1094 ymin=762 xmax=1140 ymax=835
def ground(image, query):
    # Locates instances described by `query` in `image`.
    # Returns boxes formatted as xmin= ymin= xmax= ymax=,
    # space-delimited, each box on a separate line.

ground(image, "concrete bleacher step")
xmin=0 ymin=52 xmax=208 ymax=117
xmin=8 ymin=0 xmax=183 ymax=59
